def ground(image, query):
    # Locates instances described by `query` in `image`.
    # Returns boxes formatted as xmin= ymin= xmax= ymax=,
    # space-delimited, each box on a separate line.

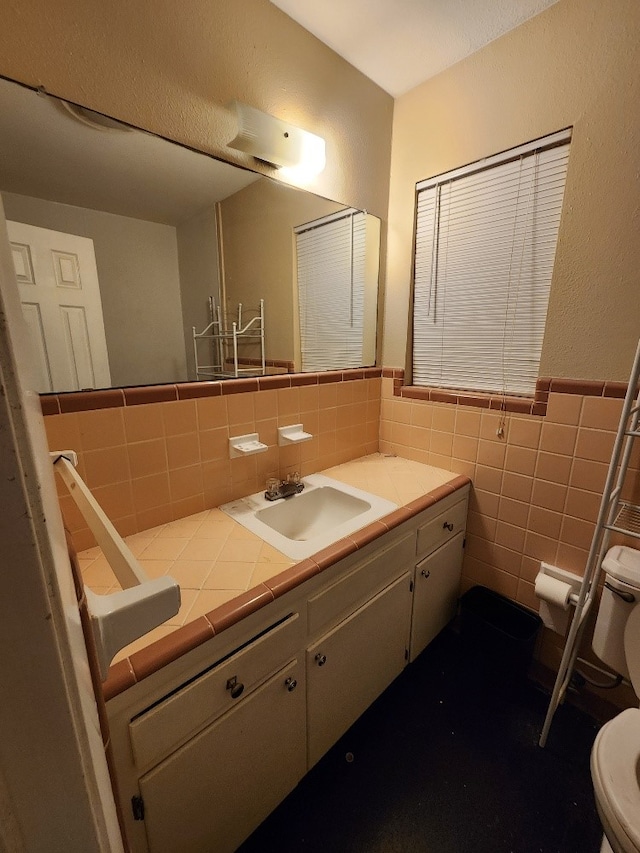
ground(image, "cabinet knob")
xmin=421 ymin=569 xmax=431 ymax=579
xmin=226 ymin=676 xmax=244 ymax=699
xmin=315 ymin=653 xmax=327 ymax=667
xmin=443 ymin=521 xmax=454 ymax=532
xmin=285 ymin=677 xmax=297 ymax=692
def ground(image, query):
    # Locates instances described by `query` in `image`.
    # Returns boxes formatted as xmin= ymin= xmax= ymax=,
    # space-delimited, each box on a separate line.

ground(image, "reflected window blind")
xmin=295 ymin=209 xmax=365 ymax=372
xmin=413 ymin=129 xmax=571 ymax=396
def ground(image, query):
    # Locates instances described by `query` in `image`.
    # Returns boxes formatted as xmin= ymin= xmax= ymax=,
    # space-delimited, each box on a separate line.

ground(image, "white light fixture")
xmin=228 ymin=101 xmax=326 ymax=178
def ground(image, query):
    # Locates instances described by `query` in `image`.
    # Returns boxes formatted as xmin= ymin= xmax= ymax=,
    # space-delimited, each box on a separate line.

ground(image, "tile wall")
xmin=43 ymin=366 xmax=639 ymax=706
xmin=44 ymin=374 xmax=381 ymax=551
xmin=379 ymin=375 xmax=640 ymax=698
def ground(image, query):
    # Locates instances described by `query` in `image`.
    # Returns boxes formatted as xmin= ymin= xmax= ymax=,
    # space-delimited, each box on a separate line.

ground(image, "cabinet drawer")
xmin=129 ymin=612 xmax=302 ymax=773
xmin=307 ymin=532 xmax=414 ymax=637
xmin=416 ymin=497 xmax=467 ymax=560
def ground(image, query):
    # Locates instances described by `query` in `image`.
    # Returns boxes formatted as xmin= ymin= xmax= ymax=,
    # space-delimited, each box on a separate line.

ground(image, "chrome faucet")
xmin=265 ymin=473 xmax=304 ymax=501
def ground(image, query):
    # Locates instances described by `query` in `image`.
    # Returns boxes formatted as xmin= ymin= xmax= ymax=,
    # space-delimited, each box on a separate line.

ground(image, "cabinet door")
xmin=307 ymin=572 xmax=412 ymax=768
xmin=410 ymin=532 xmax=464 ymax=662
xmin=138 ymin=659 xmax=305 ymax=853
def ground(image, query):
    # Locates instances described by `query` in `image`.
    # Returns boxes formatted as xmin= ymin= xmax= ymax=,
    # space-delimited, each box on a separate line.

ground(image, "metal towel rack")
xmin=539 ymin=338 xmax=640 ymax=746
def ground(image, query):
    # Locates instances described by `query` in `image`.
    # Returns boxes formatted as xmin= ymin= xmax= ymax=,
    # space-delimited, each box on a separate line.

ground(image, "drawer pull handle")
xmin=421 ymin=569 xmax=431 ymax=579
xmin=315 ymin=653 xmax=327 ymax=667
xmin=443 ymin=521 xmax=454 ymax=532
xmin=285 ymin=677 xmax=297 ymax=692
xmin=226 ymin=677 xmax=245 ymax=699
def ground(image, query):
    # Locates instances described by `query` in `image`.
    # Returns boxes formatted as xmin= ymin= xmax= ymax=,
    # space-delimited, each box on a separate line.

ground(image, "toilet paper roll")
xmin=534 ymin=573 xmax=573 ymax=610
xmin=535 ymin=572 xmax=574 ymax=633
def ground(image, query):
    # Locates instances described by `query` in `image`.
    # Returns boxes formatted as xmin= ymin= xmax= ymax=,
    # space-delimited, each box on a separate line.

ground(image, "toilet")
xmin=592 ymin=546 xmax=640 ymax=681
xmin=590 ymin=548 xmax=640 ymax=853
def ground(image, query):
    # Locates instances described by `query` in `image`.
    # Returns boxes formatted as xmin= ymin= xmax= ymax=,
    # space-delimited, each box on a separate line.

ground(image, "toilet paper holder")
xmin=537 ymin=562 xmax=582 ymax=606
xmin=535 ymin=562 xmax=583 ymax=633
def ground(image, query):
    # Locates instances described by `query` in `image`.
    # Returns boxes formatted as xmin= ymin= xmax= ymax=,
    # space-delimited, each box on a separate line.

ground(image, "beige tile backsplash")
xmin=45 ymin=378 xmax=381 ymax=551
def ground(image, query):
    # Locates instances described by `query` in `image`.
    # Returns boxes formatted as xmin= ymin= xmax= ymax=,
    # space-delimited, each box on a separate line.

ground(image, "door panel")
xmin=7 ymin=220 xmax=111 ymax=391
xmin=20 ymin=300 xmax=53 ymax=391
xmin=60 ymin=304 xmax=95 ymax=389
xmin=307 ymin=572 xmax=412 ymax=767
xmin=410 ymin=533 xmax=464 ymax=661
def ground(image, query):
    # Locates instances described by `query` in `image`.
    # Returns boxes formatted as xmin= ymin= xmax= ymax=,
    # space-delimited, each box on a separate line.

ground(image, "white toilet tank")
xmin=592 ymin=546 xmax=640 ymax=680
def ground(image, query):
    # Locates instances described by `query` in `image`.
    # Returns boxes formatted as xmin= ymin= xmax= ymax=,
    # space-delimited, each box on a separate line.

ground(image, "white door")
xmin=7 ymin=220 xmax=111 ymax=392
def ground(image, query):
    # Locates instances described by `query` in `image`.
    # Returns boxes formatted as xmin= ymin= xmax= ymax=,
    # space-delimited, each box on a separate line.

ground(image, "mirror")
xmin=0 ymin=76 xmax=381 ymax=393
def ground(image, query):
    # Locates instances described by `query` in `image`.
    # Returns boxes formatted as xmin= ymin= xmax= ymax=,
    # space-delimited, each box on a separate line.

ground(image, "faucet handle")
xmin=266 ymin=477 xmax=280 ymax=498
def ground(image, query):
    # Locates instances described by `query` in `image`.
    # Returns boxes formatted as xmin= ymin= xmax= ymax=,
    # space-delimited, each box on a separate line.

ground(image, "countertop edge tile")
xmin=311 ymin=538 xmax=359 ymax=571
xmin=379 ymin=506 xmax=415 ymax=531
xmin=405 ymin=494 xmax=438 ymax=514
xmin=128 ymin=617 xmax=215 ymax=681
xmin=103 ymin=658 xmax=137 ymax=701
xmin=265 ymin=559 xmax=320 ymax=599
xmin=207 ymin=584 xmax=274 ymax=633
xmin=349 ymin=521 xmax=388 ymax=549
xmin=449 ymin=474 xmax=472 ymax=491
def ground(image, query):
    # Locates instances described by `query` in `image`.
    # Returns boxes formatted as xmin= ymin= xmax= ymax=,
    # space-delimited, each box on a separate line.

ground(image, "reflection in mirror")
xmin=0 ymin=76 xmax=381 ymax=393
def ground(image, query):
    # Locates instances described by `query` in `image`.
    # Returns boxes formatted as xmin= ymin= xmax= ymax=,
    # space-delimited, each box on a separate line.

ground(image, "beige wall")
xmin=177 ymin=206 xmax=221 ymax=380
xmin=220 ymin=179 xmax=343 ymax=370
xmin=385 ymin=0 xmax=640 ymax=381
xmin=0 ymin=0 xmax=393 ymax=220
xmin=2 ymin=191 xmax=187 ymax=387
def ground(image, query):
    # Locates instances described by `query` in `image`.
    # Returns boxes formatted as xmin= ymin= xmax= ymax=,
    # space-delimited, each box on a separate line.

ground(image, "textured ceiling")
xmin=271 ymin=0 xmax=559 ymax=96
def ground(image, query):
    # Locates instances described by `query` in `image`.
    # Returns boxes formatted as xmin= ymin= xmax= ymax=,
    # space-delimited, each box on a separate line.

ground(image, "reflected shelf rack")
xmin=193 ymin=297 xmax=266 ymax=380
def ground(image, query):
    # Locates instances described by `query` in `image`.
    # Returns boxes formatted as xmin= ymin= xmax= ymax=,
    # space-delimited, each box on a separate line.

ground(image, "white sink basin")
xmin=220 ymin=474 xmax=398 ymax=560
xmin=256 ymin=486 xmax=370 ymax=541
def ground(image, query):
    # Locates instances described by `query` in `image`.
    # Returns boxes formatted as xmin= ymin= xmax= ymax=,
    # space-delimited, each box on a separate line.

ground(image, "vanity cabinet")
xmin=117 ymin=612 xmax=307 ymax=853
xmin=107 ymin=483 xmax=469 ymax=853
xmin=307 ymin=572 xmax=412 ymax=767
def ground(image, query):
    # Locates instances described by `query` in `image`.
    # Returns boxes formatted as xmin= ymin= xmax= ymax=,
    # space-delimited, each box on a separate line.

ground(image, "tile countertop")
xmin=89 ymin=453 xmax=470 ymax=700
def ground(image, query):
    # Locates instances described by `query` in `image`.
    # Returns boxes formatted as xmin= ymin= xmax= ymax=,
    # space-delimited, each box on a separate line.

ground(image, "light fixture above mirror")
xmin=228 ymin=101 xmax=326 ymax=179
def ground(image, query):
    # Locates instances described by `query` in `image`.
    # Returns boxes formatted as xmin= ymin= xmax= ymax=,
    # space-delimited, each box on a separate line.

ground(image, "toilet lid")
xmin=624 ymin=603 xmax=640 ymax=696
xmin=591 ymin=709 xmax=640 ymax=853
xmin=603 ymin=546 xmax=640 ymax=588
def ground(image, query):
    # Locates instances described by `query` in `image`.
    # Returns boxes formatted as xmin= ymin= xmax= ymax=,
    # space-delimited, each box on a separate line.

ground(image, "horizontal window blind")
xmin=413 ymin=130 xmax=571 ymax=396
xmin=296 ymin=210 xmax=365 ymax=372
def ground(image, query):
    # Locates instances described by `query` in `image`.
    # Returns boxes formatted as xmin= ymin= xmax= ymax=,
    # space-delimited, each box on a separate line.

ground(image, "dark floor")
xmin=238 ymin=628 xmax=604 ymax=853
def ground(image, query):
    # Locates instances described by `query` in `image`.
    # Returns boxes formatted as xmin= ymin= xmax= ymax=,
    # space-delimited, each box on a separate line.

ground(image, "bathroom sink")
xmin=221 ymin=474 xmax=398 ymax=560
xmin=256 ymin=486 xmax=370 ymax=541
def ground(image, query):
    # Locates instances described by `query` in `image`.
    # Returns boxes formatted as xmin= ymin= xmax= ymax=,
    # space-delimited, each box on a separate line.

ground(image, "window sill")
xmin=382 ymin=369 xmax=549 ymax=416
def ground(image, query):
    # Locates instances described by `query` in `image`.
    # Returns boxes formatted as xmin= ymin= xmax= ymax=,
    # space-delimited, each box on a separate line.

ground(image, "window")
xmin=412 ymin=129 xmax=571 ymax=396
xmin=295 ymin=209 xmax=366 ymax=372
